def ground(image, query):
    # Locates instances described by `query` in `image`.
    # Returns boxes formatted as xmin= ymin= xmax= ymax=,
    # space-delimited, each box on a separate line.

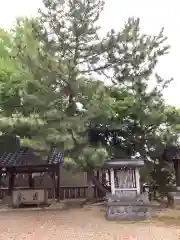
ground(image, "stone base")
xmin=106 ymin=201 xmax=151 ymax=221
xmin=167 ymin=192 xmax=180 ymax=207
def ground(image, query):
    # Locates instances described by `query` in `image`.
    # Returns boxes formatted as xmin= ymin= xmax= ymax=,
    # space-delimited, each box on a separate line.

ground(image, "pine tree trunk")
xmin=87 ymin=170 xmax=94 ymax=200
xmin=91 ymin=173 xmax=110 ymax=193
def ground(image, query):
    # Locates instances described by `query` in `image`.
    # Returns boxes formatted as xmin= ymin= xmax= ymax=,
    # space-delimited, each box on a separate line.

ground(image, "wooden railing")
xmin=0 ymin=185 xmax=104 ymax=200
xmin=0 ymin=184 xmax=163 ymax=201
xmin=59 ymin=185 xmax=102 ymax=199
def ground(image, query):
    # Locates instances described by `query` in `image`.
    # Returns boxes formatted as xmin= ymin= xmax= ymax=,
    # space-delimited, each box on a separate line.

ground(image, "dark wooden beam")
xmin=50 ymin=171 xmax=56 ymax=201
xmin=28 ymin=173 xmax=34 ymax=188
xmin=8 ymin=173 xmax=15 ymax=195
xmin=56 ymin=163 xmax=61 ymax=201
xmin=5 ymin=164 xmax=57 ymax=174
xmin=96 ymin=169 xmax=100 ymax=198
xmin=0 ymin=171 xmax=2 ymax=186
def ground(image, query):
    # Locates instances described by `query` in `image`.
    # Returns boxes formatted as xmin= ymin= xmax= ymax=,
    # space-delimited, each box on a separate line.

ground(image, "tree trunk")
xmin=87 ymin=170 xmax=94 ymax=200
xmin=87 ymin=170 xmax=111 ymax=200
xmin=91 ymin=172 xmax=110 ymax=193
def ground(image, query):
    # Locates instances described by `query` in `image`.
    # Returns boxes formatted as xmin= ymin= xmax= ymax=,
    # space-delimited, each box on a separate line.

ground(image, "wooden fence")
xmin=59 ymin=185 xmax=102 ymax=199
xmin=0 ymin=170 xmax=106 ymax=200
xmin=0 ymin=184 xmax=159 ymax=201
xmin=0 ymin=185 xmax=103 ymax=200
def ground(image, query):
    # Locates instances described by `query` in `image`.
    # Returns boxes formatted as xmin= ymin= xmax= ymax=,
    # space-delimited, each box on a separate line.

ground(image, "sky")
xmin=0 ymin=0 xmax=179 ymax=106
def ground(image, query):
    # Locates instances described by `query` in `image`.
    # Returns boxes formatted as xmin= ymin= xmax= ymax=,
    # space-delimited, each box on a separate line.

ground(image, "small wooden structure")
xmin=0 ymin=147 xmax=64 ymax=207
xmin=104 ymin=159 xmax=151 ymax=221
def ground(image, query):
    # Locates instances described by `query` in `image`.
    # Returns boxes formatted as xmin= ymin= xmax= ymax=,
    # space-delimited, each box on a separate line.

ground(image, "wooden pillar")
xmin=28 ymin=173 xmax=34 ymax=188
xmin=110 ymin=168 xmax=115 ymax=195
xmin=176 ymin=162 xmax=180 ymax=190
xmin=135 ymin=168 xmax=140 ymax=194
xmin=8 ymin=173 xmax=15 ymax=195
xmin=51 ymin=170 xmax=56 ymax=201
xmin=56 ymin=163 xmax=61 ymax=201
xmin=173 ymin=160 xmax=179 ymax=190
xmin=95 ymin=170 xmax=99 ymax=198
xmin=0 ymin=171 xmax=2 ymax=186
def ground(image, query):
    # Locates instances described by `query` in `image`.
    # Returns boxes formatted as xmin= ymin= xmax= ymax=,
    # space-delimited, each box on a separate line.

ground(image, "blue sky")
xmin=0 ymin=0 xmax=179 ymax=106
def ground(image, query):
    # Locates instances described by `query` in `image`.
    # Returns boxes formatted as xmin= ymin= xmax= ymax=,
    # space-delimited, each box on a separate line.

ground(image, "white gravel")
xmin=0 ymin=206 xmax=179 ymax=240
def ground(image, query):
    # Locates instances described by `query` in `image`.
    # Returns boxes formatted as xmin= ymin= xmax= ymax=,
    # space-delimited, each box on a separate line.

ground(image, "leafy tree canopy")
xmin=0 ymin=0 xmax=179 ymax=191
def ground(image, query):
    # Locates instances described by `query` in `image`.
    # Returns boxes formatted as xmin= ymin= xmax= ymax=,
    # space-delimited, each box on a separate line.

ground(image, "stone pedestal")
xmin=106 ymin=201 xmax=151 ymax=221
xmin=167 ymin=192 xmax=180 ymax=207
xmin=106 ymin=193 xmax=151 ymax=221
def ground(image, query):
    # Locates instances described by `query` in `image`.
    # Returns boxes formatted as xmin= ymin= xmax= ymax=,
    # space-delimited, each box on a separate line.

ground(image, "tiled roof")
xmin=0 ymin=147 xmax=64 ymax=167
xmin=47 ymin=148 xmax=64 ymax=164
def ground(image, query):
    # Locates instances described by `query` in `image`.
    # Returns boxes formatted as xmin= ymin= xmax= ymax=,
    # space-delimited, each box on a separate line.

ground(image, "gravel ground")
xmin=0 ymin=206 xmax=179 ymax=240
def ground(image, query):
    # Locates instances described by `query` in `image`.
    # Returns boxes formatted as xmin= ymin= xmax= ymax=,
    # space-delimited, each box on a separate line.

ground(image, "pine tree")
xmin=12 ymin=1 xmax=114 ymax=198
xmin=16 ymin=0 xmax=115 ymax=151
xmin=7 ymin=2 xmax=180 ymax=195
xmin=102 ymin=18 xmax=172 ymax=159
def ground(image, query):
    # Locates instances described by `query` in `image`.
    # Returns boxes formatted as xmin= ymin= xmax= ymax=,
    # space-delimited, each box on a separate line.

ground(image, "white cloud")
xmin=0 ymin=0 xmax=179 ymax=106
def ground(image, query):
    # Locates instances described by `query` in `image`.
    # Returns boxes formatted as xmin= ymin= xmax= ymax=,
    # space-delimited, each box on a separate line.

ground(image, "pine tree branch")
xmin=80 ymin=63 xmax=112 ymax=73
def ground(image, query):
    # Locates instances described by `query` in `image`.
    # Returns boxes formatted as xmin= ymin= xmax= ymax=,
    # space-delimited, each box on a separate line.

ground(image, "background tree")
xmin=87 ymin=18 xmax=180 ymax=189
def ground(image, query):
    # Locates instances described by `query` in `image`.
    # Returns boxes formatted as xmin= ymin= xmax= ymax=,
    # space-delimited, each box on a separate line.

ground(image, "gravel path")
xmin=0 ymin=206 xmax=179 ymax=240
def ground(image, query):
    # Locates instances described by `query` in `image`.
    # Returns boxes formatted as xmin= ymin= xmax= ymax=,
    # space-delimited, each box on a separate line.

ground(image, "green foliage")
xmin=0 ymin=0 xmax=179 ymax=185
xmin=6 ymin=0 xmax=111 ymax=166
xmin=151 ymin=161 xmax=175 ymax=187
xmin=64 ymin=146 xmax=108 ymax=171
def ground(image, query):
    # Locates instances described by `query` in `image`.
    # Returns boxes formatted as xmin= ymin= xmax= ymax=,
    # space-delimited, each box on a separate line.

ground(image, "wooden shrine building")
xmin=103 ymin=158 xmax=151 ymax=221
xmin=0 ymin=147 xmax=64 ymax=204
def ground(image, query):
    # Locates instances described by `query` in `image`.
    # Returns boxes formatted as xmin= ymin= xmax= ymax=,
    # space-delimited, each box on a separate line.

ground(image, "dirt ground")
xmin=0 ymin=204 xmax=180 ymax=240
